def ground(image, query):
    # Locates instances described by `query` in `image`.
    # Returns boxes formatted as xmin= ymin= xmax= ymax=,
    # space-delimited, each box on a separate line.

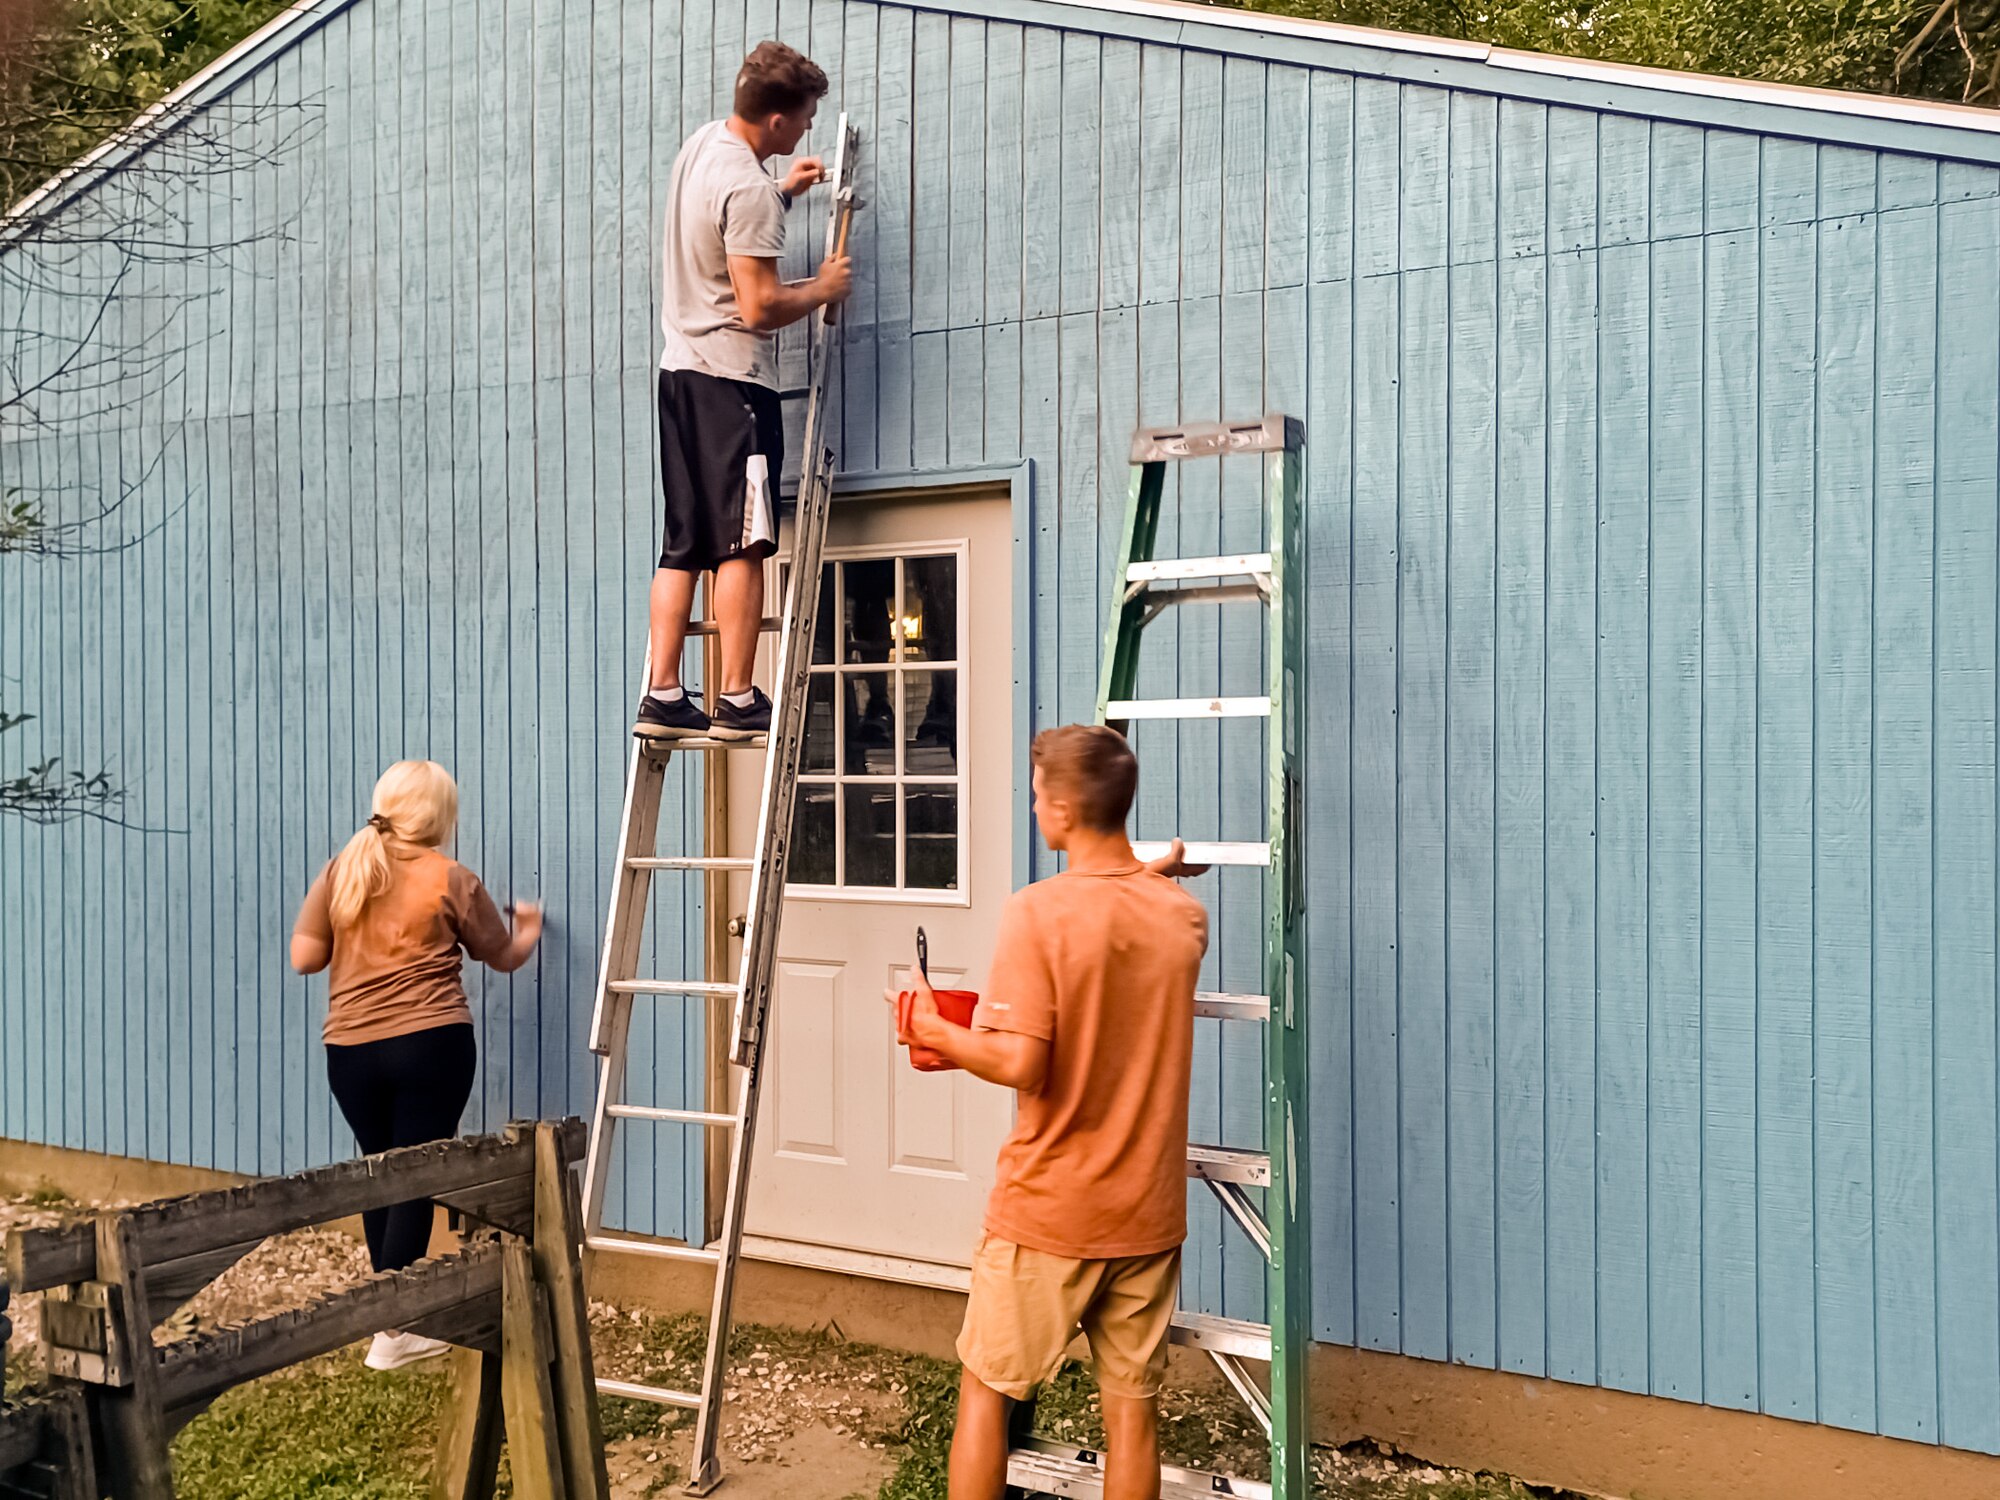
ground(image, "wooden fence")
xmin=2 ymin=1120 xmax=609 ymax=1500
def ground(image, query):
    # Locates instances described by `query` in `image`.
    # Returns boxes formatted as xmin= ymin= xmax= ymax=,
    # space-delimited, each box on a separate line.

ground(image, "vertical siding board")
xmin=1699 ymin=224 xmax=1762 ymax=1415
xmin=948 ymin=16 xmax=986 ymax=331
xmin=1599 ymin=117 xmax=1650 ymax=246
xmin=1494 ymin=214 xmax=1548 ymax=1379
xmin=910 ymin=14 xmax=949 ymax=334
xmin=1497 ymin=101 xmax=1547 ymax=262
xmin=1307 ymin=72 xmax=1354 ymax=284
xmin=1304 ymin=264 xmax=1357 ymax=1347
xmin=1871 ymin=204 xmax=1940 ymax=1445
xmin=1399 ymin=263 xmax=1449 ymax=1362
xmin=875 ymin=6 xmax=914 ymax=468
xmin=1447 ymin=93 xmax=1497 ymax=267
xmin=841 ymin=0 xmax=880 ymax=472
xmin=985 ymin=318 xmax=1023 ymax=463
xmin=1099 ymin=40 xmax=1141 ymax=311
xmin=1933 ymin=193 xmax=2000 ymax=1455
xmin=1762 ymin=138 xmax=1819 ymax=225
xmin=1351 ymin=265 xmax=1402 ymax=1352
xmin=1174 ymin=293 xmax=1225 ymax=1314
xmin=1023 ymin=312 xmax=1061 ymax=837
xmin=1021 ymin=27 xmax=1062 ymax=322
xmin=1445 ymin=246 xmax=1499 ymax=1370
xmin=1180 ymin=53 xmax=1224 ymax=300
xmin=948 ymin=327 xmax=984 ymax=466
xmin=984 ymin=22 xmax=1024 ymax=331
xmin=1812 ymin=212 xmax=1880 ymax=1434
xmin=1061 ymin=35 xmax=1103 ymax=318
xmin=1266 ymin=67 xmax=1309 ymax=289
xmin=1221 ymin=58 xmax=1266 ymax=296
xmin=1651 ymin=125 xmax=1705 ymax=241
xmin=1594 ymin=237 xmax=1650 ymax=1395
xmin=1138 ymin=44 xmax=1182 ymax=307
xmin=1647 ymin=230 xmax=1704 ymax=1403
xmin=1879 ymin=153 xmax=1940 ymax=211
xmin=1400 ymin=87 xmax=1447 ymax=271
xmin=1819 ymin=146 xmax=1878 ymax=220
xmin=1939 ymin=161 xmax=2000 ymax=201
xmin=1219 ymin=286 xmax=1268 ymax=1322
xmin=1704 ymin=130 xmax=1761 ymax=234
xmin=913 ymin=332 xmax=949 ymax=468
xmin=1544 ymin=240 xmax=1599 ymax=1386
xmin=1756 ymin=214 xmax=1820 ymax=1423
xmin=1547 ymin=109 xmax=1598 ymax=254
xmin=1056 ymin=312 xmax=1099 ymax=728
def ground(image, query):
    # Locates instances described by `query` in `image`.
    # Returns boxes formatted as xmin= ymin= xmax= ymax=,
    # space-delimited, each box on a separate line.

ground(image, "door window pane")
xmin=902 ymin=670 xmax=957 ymax=776
xmin=900 ymin=555 xmax=958 ymax=663
xmin=904 ymin=785 xmax=958 ymax=890
xmin=790 ymin=783 xmax=837 ymax=887
xmin=843 ymin=670 xmax=897 ymax=776
xmin=802 ymin=674 xmax=836 ymax=773
xmin=842 ymin=559 xmax=896 ymax=663
xmin=843 ymin=782 xmax=898 ymax=888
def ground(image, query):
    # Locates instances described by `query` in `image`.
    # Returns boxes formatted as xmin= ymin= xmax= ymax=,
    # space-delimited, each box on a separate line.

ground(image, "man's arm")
xmin=727 ymin=252 xmax=852 ymax=333
xmin=888 ymin=973 xmax=1050 ymax=1093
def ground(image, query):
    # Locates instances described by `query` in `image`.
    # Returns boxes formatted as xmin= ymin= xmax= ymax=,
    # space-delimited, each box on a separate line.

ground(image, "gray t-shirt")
xmin=659 ymin=120 xmax=788 ymax=388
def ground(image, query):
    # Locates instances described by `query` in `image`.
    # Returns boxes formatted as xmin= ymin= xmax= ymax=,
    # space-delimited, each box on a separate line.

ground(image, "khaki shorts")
xmin=956 ymin=1234 xmax=1182 ymax=1401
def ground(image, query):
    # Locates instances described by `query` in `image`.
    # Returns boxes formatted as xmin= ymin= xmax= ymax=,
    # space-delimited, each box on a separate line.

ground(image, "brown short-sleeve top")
xmin=293 ymin=847 xmax=511 ymax=1046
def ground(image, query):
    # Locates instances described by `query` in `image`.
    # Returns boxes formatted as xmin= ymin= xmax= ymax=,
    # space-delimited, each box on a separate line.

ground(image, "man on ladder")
xmin=633 ymin=39 xmax=853 ymax=743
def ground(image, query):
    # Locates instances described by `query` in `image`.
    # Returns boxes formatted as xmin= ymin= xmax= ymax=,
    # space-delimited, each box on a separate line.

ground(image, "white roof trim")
xmin=5 ymin=0 xmax=1998 ymax=234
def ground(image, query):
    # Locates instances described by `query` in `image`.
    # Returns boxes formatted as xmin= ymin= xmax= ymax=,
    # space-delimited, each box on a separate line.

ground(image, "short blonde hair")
xmin=327 ymin=760 xmax=459 ymax=927
xmin=1031 ymin=726 xmax=1138 ymax=833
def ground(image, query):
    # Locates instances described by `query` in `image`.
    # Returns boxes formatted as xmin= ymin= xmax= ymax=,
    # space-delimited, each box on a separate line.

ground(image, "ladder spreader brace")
xmin=1007 ymin=412 xmax=1311 ymax=1500
xmin=579 ymin=115 xmax=860 ymax=1497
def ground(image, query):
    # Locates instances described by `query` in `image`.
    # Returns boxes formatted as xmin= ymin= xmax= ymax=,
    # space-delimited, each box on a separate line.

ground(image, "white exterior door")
xmin=725 ymin=487 xmax=1016 ymax=1274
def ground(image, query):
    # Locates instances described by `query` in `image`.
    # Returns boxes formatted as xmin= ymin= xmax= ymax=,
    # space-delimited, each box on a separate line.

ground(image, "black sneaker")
xmin=633 ymin=692 xmax=712 ymax=741
xmin=710 ymin=688 xmax=772 ymax=741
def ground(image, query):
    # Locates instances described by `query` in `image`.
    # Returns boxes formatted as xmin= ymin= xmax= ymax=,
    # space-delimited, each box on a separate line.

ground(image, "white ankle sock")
xmin=721 ymin=688 xmax=757 ymax=709
xmin=648 ymin=686 xmax=686 ymax=703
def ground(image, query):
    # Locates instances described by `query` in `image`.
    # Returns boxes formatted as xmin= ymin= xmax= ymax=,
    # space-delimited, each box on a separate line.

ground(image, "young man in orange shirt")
xmin=893 ymin=725 xmax=1209 ymax=1500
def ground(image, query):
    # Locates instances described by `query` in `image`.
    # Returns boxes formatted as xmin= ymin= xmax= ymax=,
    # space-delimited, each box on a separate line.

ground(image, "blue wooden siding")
xmin=4 ymin=0 xmax=2000 ymax=1455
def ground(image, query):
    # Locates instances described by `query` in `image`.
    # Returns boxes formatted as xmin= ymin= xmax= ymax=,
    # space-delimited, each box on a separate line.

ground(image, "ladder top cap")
xmin=1131 ymin=413 xmax=1303 ymax=464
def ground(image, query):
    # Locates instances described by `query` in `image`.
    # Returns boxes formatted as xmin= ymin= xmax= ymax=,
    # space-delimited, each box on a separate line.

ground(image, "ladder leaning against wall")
xmin=577 ymin=115 xmax=860 ymax=1498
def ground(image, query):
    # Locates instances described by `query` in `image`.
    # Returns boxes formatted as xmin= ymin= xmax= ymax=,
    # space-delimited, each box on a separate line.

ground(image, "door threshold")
xmin=735 ymin=1234 xmax=973 ymax=1293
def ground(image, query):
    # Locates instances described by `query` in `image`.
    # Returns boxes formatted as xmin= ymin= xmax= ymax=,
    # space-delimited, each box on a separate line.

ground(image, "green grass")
xmin=170 ymin=1350 xmax=449 ymax=1500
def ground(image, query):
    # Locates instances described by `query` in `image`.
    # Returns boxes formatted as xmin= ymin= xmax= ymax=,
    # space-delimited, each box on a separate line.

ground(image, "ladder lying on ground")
xmin=1008 ymin=415 xmax=1312 ymax=1500
xmin=579 ymin=116 xmax=860 ymax=1497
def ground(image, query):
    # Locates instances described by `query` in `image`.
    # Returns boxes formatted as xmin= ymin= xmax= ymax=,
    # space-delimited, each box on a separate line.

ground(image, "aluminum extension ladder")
xmin=1007 ymin=415 xmax=1311 ymax=1500
xmin=579 ymin=115 xmax=860 ymax=1497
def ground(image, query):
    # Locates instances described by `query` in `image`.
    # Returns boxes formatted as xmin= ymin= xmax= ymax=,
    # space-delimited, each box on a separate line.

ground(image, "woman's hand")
xmin=491 ymin=900 xmax=544 ymax=973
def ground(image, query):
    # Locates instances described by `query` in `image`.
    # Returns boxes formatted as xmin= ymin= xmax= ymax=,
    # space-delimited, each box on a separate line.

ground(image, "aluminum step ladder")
xmin=579 ymin=115 xmax=860 ymax=1498
xmin=1007 ymin=414 xmax=1311 ymax=1500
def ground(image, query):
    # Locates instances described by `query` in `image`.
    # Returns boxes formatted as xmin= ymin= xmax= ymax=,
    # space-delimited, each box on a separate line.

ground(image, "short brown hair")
xmin=734 ymin=41 xmax=828 ymax=120
xmin=1032 ymin=726 xmax=1138 ymax=833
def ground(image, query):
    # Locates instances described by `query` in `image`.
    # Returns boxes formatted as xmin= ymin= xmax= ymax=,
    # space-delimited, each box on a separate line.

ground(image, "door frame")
xmin=699 ymin=460 xmax=1040 ymax=1258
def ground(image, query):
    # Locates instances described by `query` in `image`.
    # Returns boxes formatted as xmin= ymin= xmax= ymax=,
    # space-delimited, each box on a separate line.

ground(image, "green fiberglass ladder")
xmin=1007 ymin=414 xmax=1311 ymax=1500
xmin=579 ymin=117 xmax=860 ymax=1497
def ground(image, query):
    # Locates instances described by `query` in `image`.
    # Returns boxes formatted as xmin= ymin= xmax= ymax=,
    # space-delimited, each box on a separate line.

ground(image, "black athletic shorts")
xmin=656 ymin=366 xmax=785 ymax=573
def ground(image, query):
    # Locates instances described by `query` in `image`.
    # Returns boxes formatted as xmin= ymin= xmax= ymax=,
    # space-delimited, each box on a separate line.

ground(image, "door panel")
xmin=728 ymin=489 xmax=1014 ymax=1269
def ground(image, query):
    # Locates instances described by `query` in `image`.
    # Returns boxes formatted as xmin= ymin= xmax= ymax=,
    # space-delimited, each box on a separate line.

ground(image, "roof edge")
xmin=5 ymin=0 xmax=1997 ymax=240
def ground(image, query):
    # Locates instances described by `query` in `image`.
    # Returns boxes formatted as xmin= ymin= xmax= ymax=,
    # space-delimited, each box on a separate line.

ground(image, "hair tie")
xmin=367 ymin=813 xmax=393 ymax=836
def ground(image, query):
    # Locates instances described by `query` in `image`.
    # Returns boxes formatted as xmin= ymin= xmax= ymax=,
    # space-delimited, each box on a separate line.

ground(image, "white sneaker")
xmin=365 ymin=1330 xmax=450 ymax=1371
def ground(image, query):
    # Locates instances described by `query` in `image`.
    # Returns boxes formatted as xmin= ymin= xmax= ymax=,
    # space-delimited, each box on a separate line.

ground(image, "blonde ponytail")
xmin=328 ymin=760 xmax=460 ymax=928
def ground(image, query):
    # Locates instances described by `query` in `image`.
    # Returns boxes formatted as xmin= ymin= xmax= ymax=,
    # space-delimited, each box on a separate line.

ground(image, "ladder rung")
xmin=1187 ymin=1145 xmax=1270 ymax=1185
xmin=608 ymin=1104 xmax=737 ymax=1128
xmin=1132 ymin=840 xmax=1271 ymax=868
xmin=596 ymin=1377 xmax=704 ymax=1410
xmin=1127 ymin=553 xmax=1271 ymax=584
xmin=1193 ymin=992 xmax=1271 ymax=1022
xmin=684 ymin=616 xmax=783 ymax=638
xmin=638 ymin=735 xmax=769 ymax=754
xmin=1007 ymin=1440 xmax=1272 ymax=1500
xmin=1169 ymin=1311 xmax=1271 ymax=1361
xmin=1106 ymin=697 xmax=1270 ymax=721
xmin=610 ymin=979 xmax=741 ymax=999
xmin=626 ymin=856 xmax=755 ymax=872
xmin=585 ymin=1234 xmax=720 ymax=1266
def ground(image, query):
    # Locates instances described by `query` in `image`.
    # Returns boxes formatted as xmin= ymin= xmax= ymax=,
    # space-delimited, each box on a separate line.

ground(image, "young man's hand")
xmin=815 ymin=252 xmax=854 ymax=306
xmin=781 ymin=156 xmax=827 ymax=197
xmin=885 ymin=962 xmax=949 ymax=1050
xmin=1144 ymin=837 xmax=1210 ymax=880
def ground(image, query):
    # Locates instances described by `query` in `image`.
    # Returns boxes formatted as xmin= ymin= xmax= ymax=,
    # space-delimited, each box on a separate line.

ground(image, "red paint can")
xmin=896 ymin=988 xmax=979 ymax=1071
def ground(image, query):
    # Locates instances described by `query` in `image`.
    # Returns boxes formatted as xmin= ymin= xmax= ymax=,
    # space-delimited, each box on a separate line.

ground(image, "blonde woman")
xmin=290 ymin=760 xmax=542 ymax=1370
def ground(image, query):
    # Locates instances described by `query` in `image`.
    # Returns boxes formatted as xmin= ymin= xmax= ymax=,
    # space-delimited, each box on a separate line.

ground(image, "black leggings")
xmin=325 ymin=1024 xmax=478 ymax=1273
